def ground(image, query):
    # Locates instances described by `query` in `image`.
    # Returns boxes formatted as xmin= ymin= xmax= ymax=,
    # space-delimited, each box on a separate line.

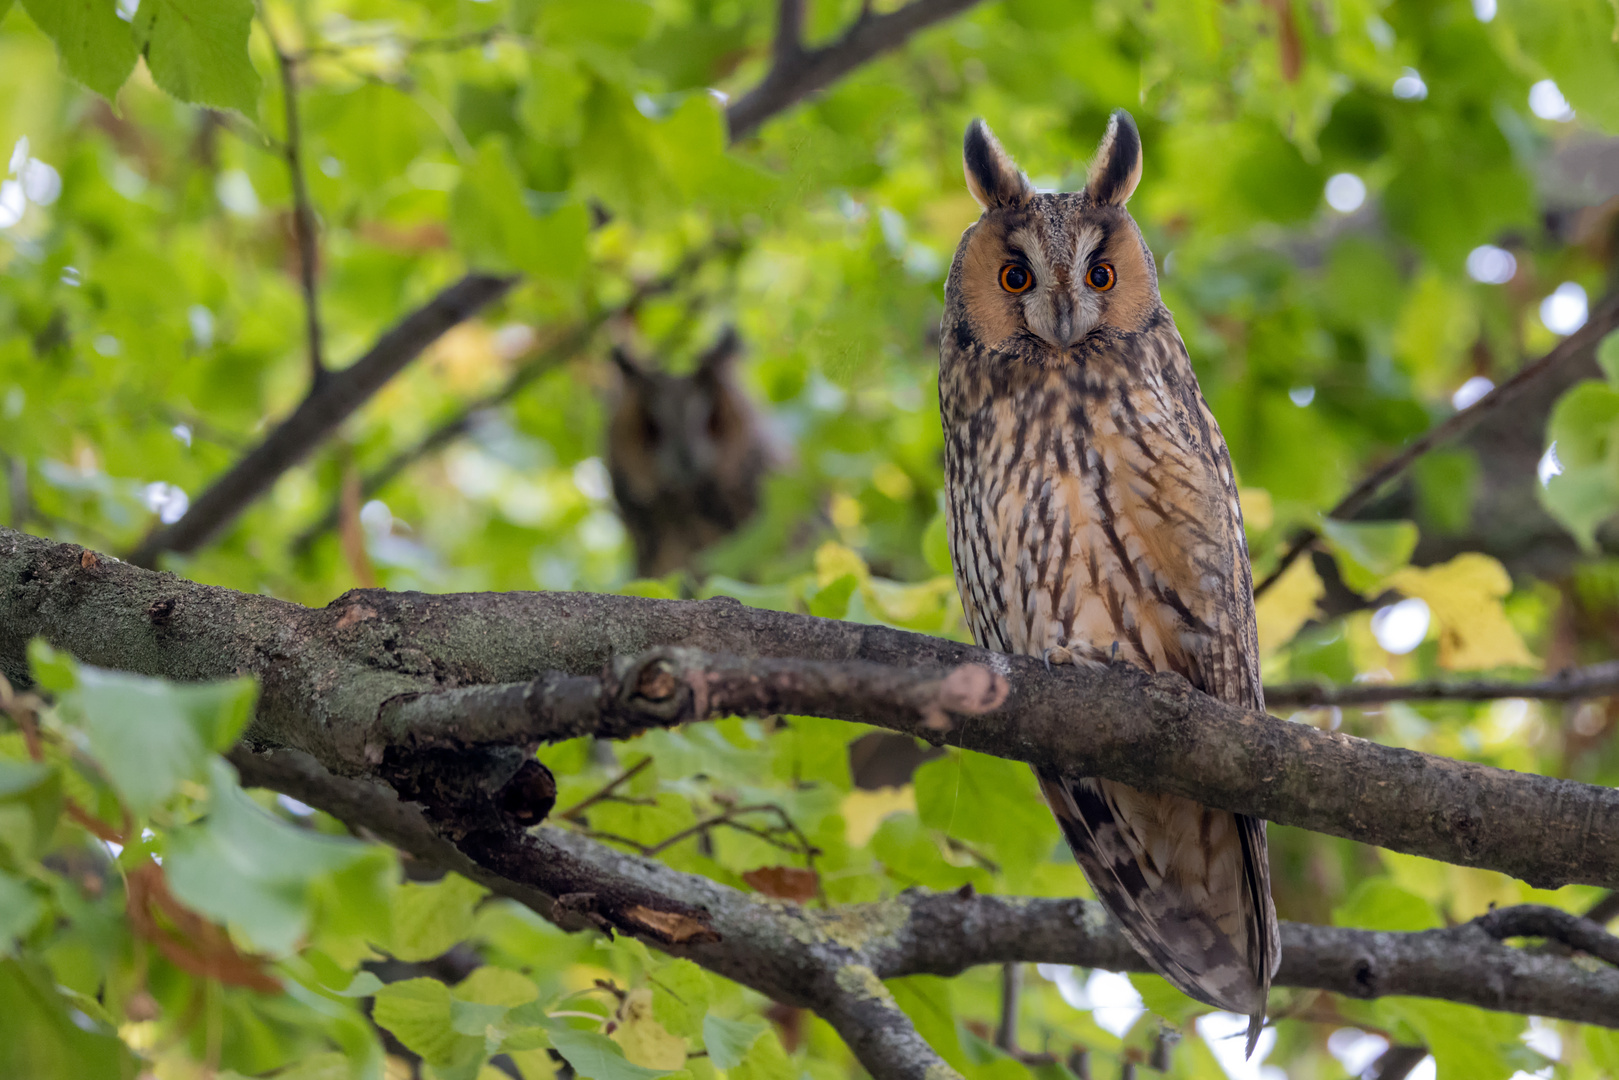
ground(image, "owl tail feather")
xmin=1037 ymin=770 xmax=1276 ymax=1057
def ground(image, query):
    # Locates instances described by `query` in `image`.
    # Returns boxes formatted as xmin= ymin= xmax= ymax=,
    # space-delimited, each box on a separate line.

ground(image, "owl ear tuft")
xmin=1085 ymin=109 xmax=1143 ymax=207
xmin=963 ymin=119 xmax=1033 ymax=210
xmin=695 ymin=326 xmax=741 ymax=378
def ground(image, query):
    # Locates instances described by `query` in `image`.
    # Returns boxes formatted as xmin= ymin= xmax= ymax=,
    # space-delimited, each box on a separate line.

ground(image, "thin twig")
xmin=643 ymin=803 xmax=821 ymax=860
xmin=1253 ymin=291 xmax=1619 ymax=598
xmin=994 ymin=962 xmax=1020 ymax=1054
xmin=125 ymin=273 xmax=519 ymax=566
xmin=559 ymin=757 xmax=653 ymax=821
xmin=1475 ymin=903 xmax=1619 ymax=966
xmin=269 ymin=29 xmax=326 ymax=385
xmin=1264 ymin=661 xmax=1619 ymax=709
xmin=1587 ymin=891 xmax=1619 ymax=927
xmin=726 ymin=0 xmax=987 ymax=140
xmin=288 ymin=243 xmax=728 ymax=556
xmin=297 ymin=26 xmax=512 ymax=60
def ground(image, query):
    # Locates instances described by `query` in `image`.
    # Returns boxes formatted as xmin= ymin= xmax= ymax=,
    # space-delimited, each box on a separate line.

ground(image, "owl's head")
xmin=945 ymin=111 xmax=1160 ymax=365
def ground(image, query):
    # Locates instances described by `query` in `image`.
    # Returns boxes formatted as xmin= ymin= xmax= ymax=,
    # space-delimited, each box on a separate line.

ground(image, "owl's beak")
xmin=1049 ymin=291 xmax=1086 ymax=348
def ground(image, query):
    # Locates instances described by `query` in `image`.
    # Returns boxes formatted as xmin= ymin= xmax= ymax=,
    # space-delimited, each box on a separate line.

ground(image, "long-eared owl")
xmin=607 ymin=327 xmax=772 ymax=578
xmin=938 ymin=112 xmax=1279 ymax=1050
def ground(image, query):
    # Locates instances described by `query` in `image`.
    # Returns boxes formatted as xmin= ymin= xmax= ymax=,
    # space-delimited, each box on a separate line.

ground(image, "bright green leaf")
xmin=701 ymin=1014 xmax=764 ymax=1069
xmin=390 ymin=872 xmax=486 ymax=962
xmin=649 ymin=959 xmax=710 ymax=1038
xmin=64 ymin=666 xmax=254 ymax=815
xmin=1318 ymin=518 xmax=1419 ymax=593
xmin=373 ymin=977 xmax=467 ymax=1066
xmin=0 ymin=870 xmax=42 ymax=949
xmin=132 ymin=0 xmax=260 ymax=115
xmin=165 ymin=759 xmax=386 ymax=954
xmin=1333 ymin=878 xmax=1442 ymax=933
xmin=547 ymin=1024 xmax=672 ymax=1080
xmin=19 ymin=0 xmax=137 ymax=102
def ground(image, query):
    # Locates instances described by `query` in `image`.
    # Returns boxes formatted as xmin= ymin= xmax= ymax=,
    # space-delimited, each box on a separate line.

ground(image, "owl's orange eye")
xmin=1000 ymin=264 xmax=1034 ymax=293
xmin=1087 ymin=263 xmax=1116 ymax=291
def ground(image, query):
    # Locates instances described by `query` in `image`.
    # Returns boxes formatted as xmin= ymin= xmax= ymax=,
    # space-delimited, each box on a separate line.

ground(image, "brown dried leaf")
xmin=742 ymin=865 xmax=819 ymax=903
xmin=622 ymin=904 xmax=721 ymax=944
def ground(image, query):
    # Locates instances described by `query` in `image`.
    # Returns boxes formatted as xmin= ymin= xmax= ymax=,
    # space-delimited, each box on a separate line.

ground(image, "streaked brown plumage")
xmin=607 ymin=328 xmax=769 ymax=577
xmin=938 ymin=112 xmax=1279 ymax=1051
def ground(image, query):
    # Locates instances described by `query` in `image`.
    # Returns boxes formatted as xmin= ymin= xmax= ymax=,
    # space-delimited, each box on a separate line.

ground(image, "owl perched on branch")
xmin=607 ymin=327 xmax=772 ymax=578
xmin=938 ymin=112 xmax=1279 ymax=1052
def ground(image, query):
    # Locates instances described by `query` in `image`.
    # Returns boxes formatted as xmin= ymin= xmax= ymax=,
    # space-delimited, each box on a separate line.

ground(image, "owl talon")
xmin=1043 ymin=646 xmax=1074 ymax=671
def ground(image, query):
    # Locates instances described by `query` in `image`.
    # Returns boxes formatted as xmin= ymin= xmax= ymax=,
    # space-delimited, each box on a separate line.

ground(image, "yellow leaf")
xmin=612 ymin=988 xmax=689 ymax=1069
xmin=1238 ymin=487 xmax=1274 ymax=532
xmin=841 ymin=785 xmax=916 ymax=848
xmin=1254 ymin=555 xmax=1323 ymax=654
xmin=1387 ymin=553 xmax=1536 ymax=670
xmin=814 ymin=540 xmax=868 ymax=587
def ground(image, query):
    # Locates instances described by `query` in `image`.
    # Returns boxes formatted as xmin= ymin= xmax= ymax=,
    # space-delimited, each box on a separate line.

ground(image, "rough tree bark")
xmin=6 ymin=526 xmax=1619 ymax=1077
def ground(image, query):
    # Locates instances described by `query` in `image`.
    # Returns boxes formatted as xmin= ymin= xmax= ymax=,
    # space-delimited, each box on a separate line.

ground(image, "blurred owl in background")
xmin=937 ymin=111 xmax=1279 ymax=1052
xmin=607 ymin=327 xmax=773 ymax=578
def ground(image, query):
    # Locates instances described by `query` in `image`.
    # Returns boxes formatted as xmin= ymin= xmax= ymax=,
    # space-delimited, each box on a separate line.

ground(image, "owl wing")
xmin=1039 ymin=342 xmax=1278 ymax=1053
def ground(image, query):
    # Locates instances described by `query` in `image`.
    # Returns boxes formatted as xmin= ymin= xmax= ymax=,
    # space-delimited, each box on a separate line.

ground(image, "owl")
xmin=938 ymin=112 xmax=1279 ymax=1052
xmin=607 ymin=327 xmax=772 ymax=578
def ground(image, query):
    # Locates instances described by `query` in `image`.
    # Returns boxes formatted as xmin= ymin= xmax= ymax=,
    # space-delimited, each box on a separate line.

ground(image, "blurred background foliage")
xmin=3 ymin=0 xmax=1619 ymax=1077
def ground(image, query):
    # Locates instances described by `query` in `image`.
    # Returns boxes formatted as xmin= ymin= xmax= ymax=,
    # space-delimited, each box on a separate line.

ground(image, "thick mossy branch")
xmin=5 ymin=526 xmax=1619 ymax=892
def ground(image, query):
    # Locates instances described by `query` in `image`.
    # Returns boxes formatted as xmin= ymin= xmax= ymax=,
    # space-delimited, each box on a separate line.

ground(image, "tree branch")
xmin=9 ymin=527 xmax=1619 ymax=893
xmin=1253 ymin=290 xmax=1619 ymax=598
xmin=1266 ymin=661 xmax=1619 ymax=709
xmin=288 ymin=241 xmax=720 ymax=557
xmin=725 ymin=0 xmax=987 ymax=141
xmin=124 ymin=273 xmax=518 ymax=567
xmin=8 ymin=530 xmax=1619 ymax=1075
xmin=287 ymin=325 xmax=583 ymax=557
xmin=268 ymin=29 xmax=326 ymax=386
xmin=227 ymin=745 xmax=1619 ymax=1041
xmin=110 ymin=2 xmax=979 ymax=570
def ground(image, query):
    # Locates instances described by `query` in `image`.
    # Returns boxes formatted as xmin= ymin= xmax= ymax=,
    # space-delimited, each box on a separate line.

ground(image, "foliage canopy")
xmin=3 ymin=0 xmax=1619 ymax=1077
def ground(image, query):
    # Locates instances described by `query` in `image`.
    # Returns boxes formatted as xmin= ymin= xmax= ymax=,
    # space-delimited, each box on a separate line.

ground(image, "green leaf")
xmin=1332 ymin=878 xmax=1442 ymax=932
xmin=164 ymin=759 xmax=387 ymax=954
xmin=64 ymin=666 xmax=255 ymax=815
xmin=26 ymin=640 xmax=78 ymax=695
xmin=546 ymin=1024 xmax=671 ymax=1080
xmin=0 ymin=759 xmax=61 ymax=865
xmin=649 ymin=959 xmax=710 ymax=1038
xmin=1500 ymin=0 xmax=1619 ymax=131
xmin=1540 ymin=379 xmax=1619 ymax=550
xmin=0 ymin=870 xmax=42 ymax=950
xmin=390 ymin=872 xmax=486 ymax=962
xmin=450 ymin=136 xmax=588 ymax=280
xmin=806 ymin=572 xmax=858 ymax=619
xmin=450 ymin=997 xmax=512 ymax=1037
xmin=0 ymin=958 xmax=132 ymax=1078
xmin=19 ymin=0 xmax=137 ymax=102
xmin=921 ymin=508 xmax=953 ymax=576
xmin=132 ymin=0 xmax=260 ymax=115
xmin=1600 ymin=331 xmax=1619 ymax=386
xmin=1128 ymin=972 xmax=1204 ymax=1024
xmin=373 ymin=978 xmax=470 ymax=1067
xmin=914 ymin=750 xmax=1056 ymax=885
xmin=728 ymin=1027 xmax=792 ymax=1080
xmin=701 ymin=1015 xmax=764 ymax=1069
xmin=1318 ymin=518 xmax=1419 ymax=593
xmin=1374 ymin=998 xmax=1520 ymax=1080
